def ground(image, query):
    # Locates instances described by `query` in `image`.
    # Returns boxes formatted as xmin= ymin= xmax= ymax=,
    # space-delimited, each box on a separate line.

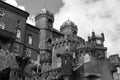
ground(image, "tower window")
xmin=48 ymin=19 xmax=52 ymax=28
xmin=26 ymin=48 xmax=31 ymax=57
xmin=27 ymin=34 xmax=33 ymax=45
xmin=96 ymin=40 xmax=102 ymax=45
xmin=47 ymin=39 xmax=52 ymax=48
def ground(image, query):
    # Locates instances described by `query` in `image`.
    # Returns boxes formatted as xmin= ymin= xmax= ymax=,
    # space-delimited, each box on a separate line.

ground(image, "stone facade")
xmin=0 ymin=1 xmax=120 ymax=80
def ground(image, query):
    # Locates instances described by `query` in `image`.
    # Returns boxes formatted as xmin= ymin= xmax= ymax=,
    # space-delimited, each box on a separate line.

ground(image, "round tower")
xmin=35 ymin=8 xmax=54 ymax=72
xmin=57 ymin=46 xmax=73 ymax=80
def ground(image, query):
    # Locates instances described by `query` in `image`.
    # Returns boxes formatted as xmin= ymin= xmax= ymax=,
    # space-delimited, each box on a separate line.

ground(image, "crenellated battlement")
xmin=88 ymin=32 xmax=105 ymax=43
xmin=52 ymin=35 xmax=80 ymax=52
xmin=78 ymin=41 xmax=93 ymax=50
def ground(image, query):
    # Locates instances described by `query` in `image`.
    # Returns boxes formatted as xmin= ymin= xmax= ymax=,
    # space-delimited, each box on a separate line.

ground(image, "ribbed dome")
xmin=60 ymin=19 xmax=77 ymax=30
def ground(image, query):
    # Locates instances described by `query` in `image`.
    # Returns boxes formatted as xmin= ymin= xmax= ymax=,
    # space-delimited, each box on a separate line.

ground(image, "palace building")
xmin=0 ymin=1 xmax=120 ymax=80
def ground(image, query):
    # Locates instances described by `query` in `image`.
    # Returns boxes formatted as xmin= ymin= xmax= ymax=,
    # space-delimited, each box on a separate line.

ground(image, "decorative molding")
xmin=0 ymin=1 xmax=29 ymax=19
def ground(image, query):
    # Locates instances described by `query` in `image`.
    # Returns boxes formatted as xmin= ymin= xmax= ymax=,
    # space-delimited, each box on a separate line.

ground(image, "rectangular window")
xmin=26 ymin=48 xmax=31 ymax=57
xmin=15 ymin=28 xmax=21 ymax=42
xmin=27 ymin=35 xmax=33 ymax=45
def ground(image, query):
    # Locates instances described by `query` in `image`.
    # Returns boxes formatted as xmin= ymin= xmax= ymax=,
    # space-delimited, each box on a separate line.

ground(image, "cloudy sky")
xmin=3 ymin=0 xmax=120 ymax=56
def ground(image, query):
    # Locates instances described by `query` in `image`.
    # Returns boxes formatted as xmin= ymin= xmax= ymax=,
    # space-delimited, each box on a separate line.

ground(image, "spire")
xmin=43 ymin=5 xmax=46 ymax=9
xmin=68 ymin=18 xmax=70 ymax=21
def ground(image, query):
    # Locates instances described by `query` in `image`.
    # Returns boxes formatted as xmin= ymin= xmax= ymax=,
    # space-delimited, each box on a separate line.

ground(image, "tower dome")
xmin=60 ymin=19 xmax=77 ymax=31
xmin=60 ymin=19 xmax=78 ymax=36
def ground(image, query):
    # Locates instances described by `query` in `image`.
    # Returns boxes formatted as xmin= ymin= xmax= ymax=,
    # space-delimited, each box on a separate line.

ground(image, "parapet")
xmin=109 ymin=54 xmax=120 ymax=65
xmin=88 ymin=32 xmax=105 ymax=42
xmin=35 ymin=8 xmax=54 ymax=22
xmin=52 ymin=35 xmax=80 ymax=51
xmin=77 ymin=41 xmax=94 ymax=50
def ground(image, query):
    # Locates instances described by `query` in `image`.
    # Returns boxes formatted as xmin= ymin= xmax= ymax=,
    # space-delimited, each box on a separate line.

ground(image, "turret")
xmin=57 ymin=46 xmax=73 ymax=80
xmin=88 ymin=31 xmax=105 ymax=47
xmin=87 ymin=32 xmax=107 ymax=59
xmin=52 ymin=35 xmax=79 ymax=69
xmin=35 ymin=8 xmax=54 ymax=72
xmin=35 ymin=8 xmax=54 ymax=30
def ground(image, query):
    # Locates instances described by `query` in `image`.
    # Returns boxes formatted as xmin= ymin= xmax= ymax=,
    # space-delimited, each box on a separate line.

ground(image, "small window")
xmin=64 ymin=57 xmax=67 ymax=64
xmin=15 ymin=28 xmax=21 ymax=39
xmin=26 ymin=48 xmax=31 ymax=57
xmin=13 ymin=44 xmax=19 ymax=52
xmin=0 ymin=10 xmax=4 ymax=17
xmin=84 ymin=54 xmax=91 ymax=63
xmin=0 ymin=20 xmax=5 ymax=29
xmin=72 ymin=52 xmax=76 ymax=59
xmin=47 ymin=39 xmax=52 ymax=48
xmin=27 ymin=35 xmax=33 ymax=45
xmin=40 ymin=53 xmax=45 ymax=61
xmin=17 ymin=19 xmax=21 ymax=26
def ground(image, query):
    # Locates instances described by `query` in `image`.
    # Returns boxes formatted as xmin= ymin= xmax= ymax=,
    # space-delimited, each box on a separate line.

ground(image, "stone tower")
xmin=52 ymin=20 xmax=80 ymax=69
xmin=76 ymin=32 xmax=107 ymax=67
xmin=35 ymin=8 xmax=54 ymax=72
xmin=88 ymin=31 xmax=107 ymax=59
xmin=61 ymin=50 xmax=73 ymax=80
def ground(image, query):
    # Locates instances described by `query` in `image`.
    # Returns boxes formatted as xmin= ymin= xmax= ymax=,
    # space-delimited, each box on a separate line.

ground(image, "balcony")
xmin=0 ymin=29 xmax=15 ymax=41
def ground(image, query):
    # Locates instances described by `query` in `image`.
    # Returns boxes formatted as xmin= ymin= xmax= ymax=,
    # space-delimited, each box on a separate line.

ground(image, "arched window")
xmin=0 ymin=20 xmax=5 ymax=29
xmin=27 ymin=34 xmax=33 ymax=45
xmin=15 ymin=28 xmax=21 ymax=39
xmin=85 ymin=75 xmax=100 ymax=80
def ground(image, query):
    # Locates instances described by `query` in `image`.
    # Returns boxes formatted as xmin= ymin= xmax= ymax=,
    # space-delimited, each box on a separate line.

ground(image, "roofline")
xmin=0 ymin=1 xmax=29 ymax=19
xmin=53 ymin=28 xmax=63 ymax=35
xmin=26 ymin=23 xmax=40 ymax=31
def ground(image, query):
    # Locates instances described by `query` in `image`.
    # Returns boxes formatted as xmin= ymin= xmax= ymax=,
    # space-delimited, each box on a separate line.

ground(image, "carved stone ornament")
xmin=0 ymin=10 xmax=4 ymax=17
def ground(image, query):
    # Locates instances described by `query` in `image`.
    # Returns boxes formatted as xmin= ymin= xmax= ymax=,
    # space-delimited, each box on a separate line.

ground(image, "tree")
xmin=16 ymin=56 xmax=30 ymax=79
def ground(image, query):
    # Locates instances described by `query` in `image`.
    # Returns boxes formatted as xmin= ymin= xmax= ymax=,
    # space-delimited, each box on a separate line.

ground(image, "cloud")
xmin=54 ymin=0 xmax=120 ymax=56
xmin=26 ymin=15 xmax=35 ymax=26
xmin=3 ymin=0 xmax=25 ymax=10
